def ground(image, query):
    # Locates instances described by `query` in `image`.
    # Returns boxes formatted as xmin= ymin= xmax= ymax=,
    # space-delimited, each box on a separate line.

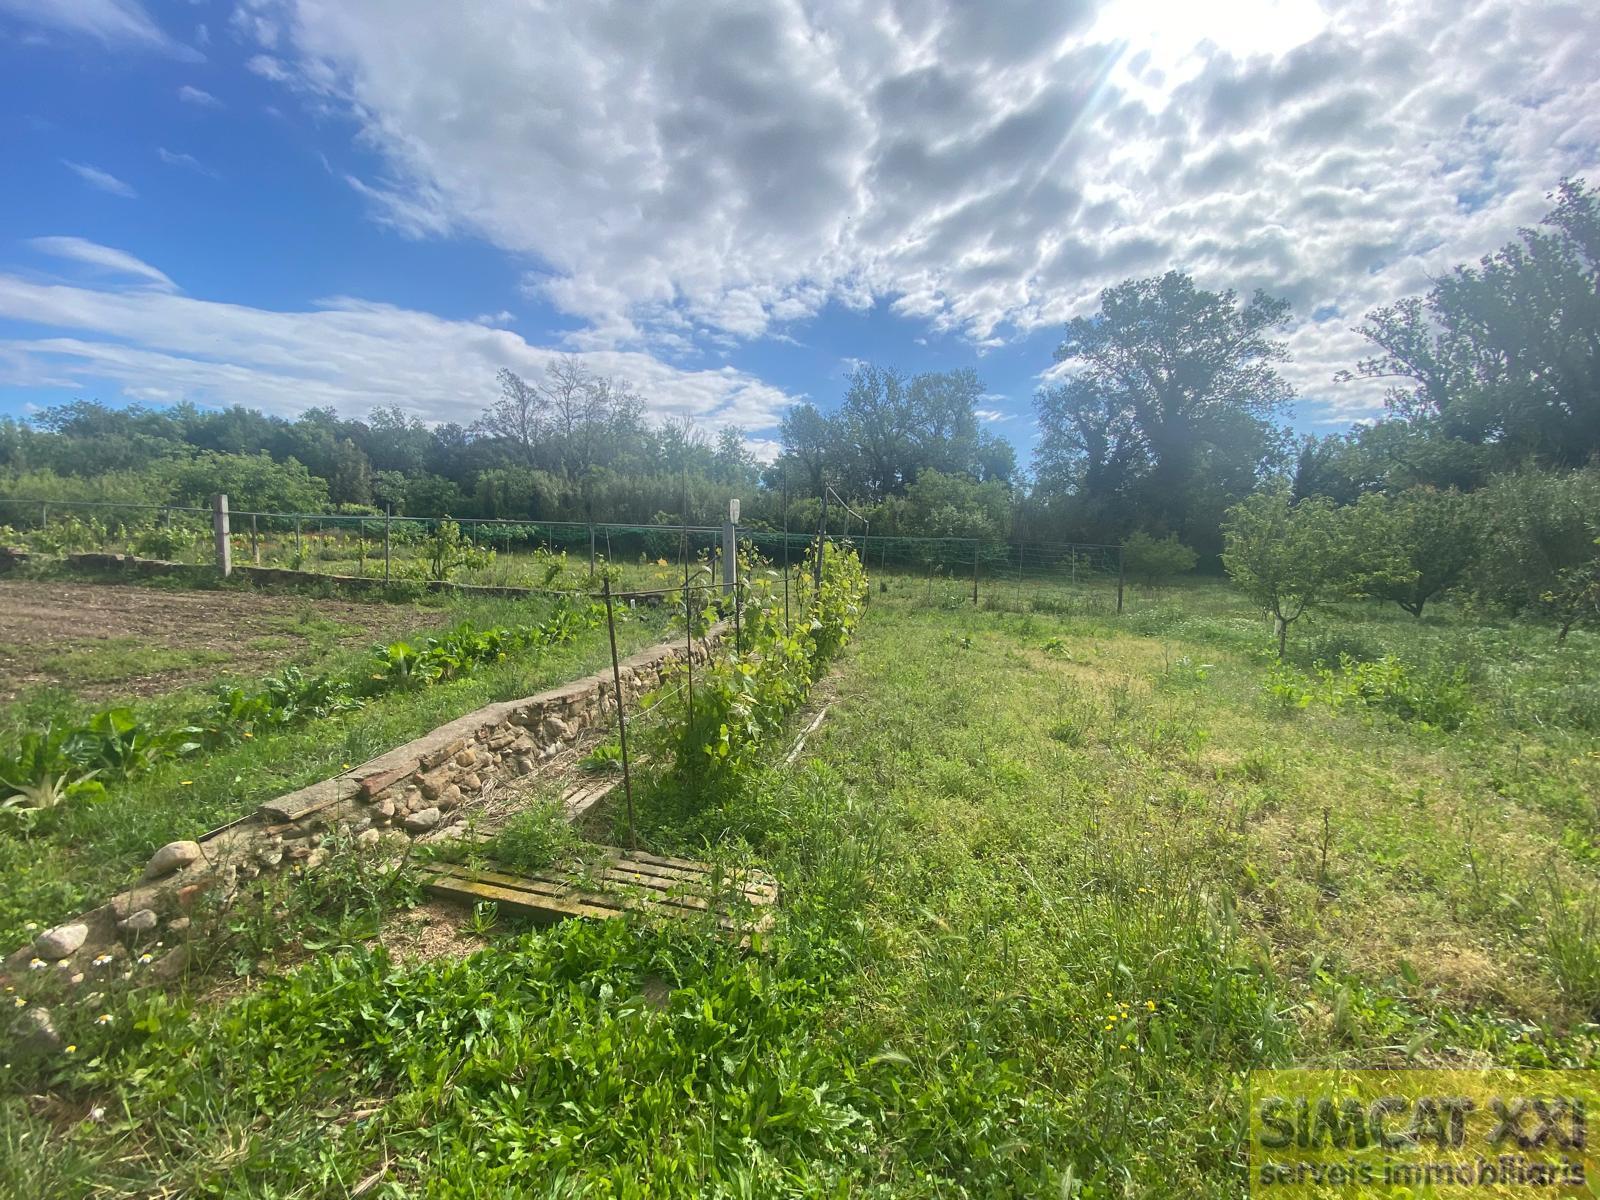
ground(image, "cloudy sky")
xmin=0 ymin=0 xmax=1595 ymax=464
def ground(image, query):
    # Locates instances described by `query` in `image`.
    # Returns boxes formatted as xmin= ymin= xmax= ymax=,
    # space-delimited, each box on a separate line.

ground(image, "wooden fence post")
xmin=212 ymin=494 xmax=231 ymax=578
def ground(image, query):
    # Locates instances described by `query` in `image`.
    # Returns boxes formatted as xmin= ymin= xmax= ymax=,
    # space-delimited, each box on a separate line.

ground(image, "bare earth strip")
xmin=0 ymin=579 xmax=419 ymax=702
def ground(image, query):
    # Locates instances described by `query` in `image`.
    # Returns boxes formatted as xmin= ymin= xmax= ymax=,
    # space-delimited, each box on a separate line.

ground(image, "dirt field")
xmin=0 ymin=579 xmax=423 ymax=703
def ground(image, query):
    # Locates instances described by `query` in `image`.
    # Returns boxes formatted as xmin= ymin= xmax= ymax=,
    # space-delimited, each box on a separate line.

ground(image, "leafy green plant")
xmin=424 ymin=517 xmax=494 ymax=582
xmin=467 ymin=900 xmax=500 ymax=936
xmin=129 ymin=522 xmax=200 ymax=561
xmin=484 ymin=801 xmax=578 ymax=873
xmin=72 ymin=707 xmax=196 ymax=779
xmin=646 ymin=542 xmax=866 ymax=796
xmin=28 ymin=513 xmax=105 ymax=555
xmin=0 ymin=726 xmax=105 ymax=823
xmin=579 ymin=740 xmax=623 ymax=774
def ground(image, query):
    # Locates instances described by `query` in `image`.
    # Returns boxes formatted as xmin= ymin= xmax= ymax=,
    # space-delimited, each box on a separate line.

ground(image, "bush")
xmin=1121 ymin=532 xmax=1197 ymax=588
xmin=1473 ymin=468 xmax=1600 ymax=636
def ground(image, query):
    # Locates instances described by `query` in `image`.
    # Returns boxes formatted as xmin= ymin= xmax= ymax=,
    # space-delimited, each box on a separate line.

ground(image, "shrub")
xmin=1121 ymin=532 xmax=1197 ymax=588
xmin=424 ymin=517 xmax=493 ymax=581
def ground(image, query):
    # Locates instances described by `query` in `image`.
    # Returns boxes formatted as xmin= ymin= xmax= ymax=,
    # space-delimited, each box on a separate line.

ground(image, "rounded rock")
xmin=403 ymin=806 xmax=442 ymax=833
xmin=143 ymin=840 xmax=202 ymax=881
xmin=34 ymin=922 xmax=88 ymax=960
xmin=117 ymin=909 xmax=159 ymax=935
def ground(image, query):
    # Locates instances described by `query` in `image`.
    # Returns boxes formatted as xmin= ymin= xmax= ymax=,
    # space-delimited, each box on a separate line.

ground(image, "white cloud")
xmin=157 ymin=147 xmax=217 ymax=177
xmin=176 ymin=84 xmax=221 ymax=107
xmin=974 ymin=408 xmax=1012 ymax=423
xmin=233 ymin=0 xmax=1599 ymax=424
xmin=245 ymin=53 xmax=289 ymax=81
xmin=744 ymin=437 xmax=782 ymax=464
xmin=0 ymin=269 xmax=798 ymax=436
xmin=0 ymin=0 xmax=201 ymax=59
xmin=61 ymin=160 xmax=137 ymax=198
xmin=26 ymin=237 xmax=177 ymax=291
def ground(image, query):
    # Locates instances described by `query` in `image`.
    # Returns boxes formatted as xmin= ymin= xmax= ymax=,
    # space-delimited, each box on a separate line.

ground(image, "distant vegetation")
xmin=2 ymin=179 xmax=1596 ymax=635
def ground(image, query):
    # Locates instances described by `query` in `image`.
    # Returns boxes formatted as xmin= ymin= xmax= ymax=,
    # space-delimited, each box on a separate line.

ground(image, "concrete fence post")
xmin=212 ymin=493 xmax=232 ymax=578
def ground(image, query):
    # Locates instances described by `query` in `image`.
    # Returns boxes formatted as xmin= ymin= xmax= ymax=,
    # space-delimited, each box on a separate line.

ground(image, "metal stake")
xmin=603 ymin=579 xmax=637 ymax=851
xmin=384 ymin=505 xmax=392 ymax=586
xmin=682 ymin=535 xmax=694 ymax=729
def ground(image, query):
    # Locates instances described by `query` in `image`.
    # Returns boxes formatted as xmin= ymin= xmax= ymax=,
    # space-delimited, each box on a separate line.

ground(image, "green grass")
xmin=37 ymin=638 xmax=233 ymax=685
xmin=5 ymin=580 xmax=1598 ymax=1196
xmin=0 ymin=596 xmax=670 ymax=952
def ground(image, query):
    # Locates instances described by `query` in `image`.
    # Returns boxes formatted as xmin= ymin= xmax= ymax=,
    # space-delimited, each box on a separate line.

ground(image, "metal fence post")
xmin=1116 ymin=544 xmax=1125 ymax=614
xmin=721 ymin=520 xmax=736 ymax=597
xmin=683 ymin=547 xmax=694 ymax=729
xmin=814 ymin=486 xmax=827 ymax=598
xmin=250 ymin=514 xmax=260 ymax=565
xmin=384 ymin=506 xmax=392 ymax=586
xmin=733 ymin=553 xmax=742 ymax=655
xmin=602 ymin=579 xmax=637 ymax=851
xmin=212 ymin=493 xmax=231 ymax=577
xmin=972 ymin=540 xmax=979 ymax=605
xmin=294 ymin=516 xmax=302 ymax=561
xmin=589 ymin=524 xmax=596 ymax=579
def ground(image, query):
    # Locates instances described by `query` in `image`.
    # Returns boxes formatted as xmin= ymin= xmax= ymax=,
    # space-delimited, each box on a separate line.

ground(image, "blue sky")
xmin=1 ymin=0 xmax=1596 ymax=469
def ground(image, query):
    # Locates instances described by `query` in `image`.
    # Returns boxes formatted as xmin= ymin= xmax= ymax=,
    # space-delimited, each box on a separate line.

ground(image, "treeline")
xmin=1 ymin=180 xmax=1595 ymax=627
xmin=0 ymin=360 xmax=767 ymax=525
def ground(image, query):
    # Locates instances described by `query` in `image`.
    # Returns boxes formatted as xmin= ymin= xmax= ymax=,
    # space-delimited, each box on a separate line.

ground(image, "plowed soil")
xmin=0 ymin=579 xmax=418 ymax=703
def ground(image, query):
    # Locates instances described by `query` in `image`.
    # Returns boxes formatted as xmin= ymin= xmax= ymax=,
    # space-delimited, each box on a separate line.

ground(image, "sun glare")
xmin=1095 ymin=0 xmax=1329 ymax=82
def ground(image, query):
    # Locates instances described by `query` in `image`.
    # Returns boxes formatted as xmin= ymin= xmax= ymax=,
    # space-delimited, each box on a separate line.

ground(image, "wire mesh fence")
xmin=0 ymin=496 xmax=1124 ymax=612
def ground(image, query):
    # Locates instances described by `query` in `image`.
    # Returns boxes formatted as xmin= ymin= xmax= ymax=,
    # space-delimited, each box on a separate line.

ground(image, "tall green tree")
xmin=1036 ymin=271 xmax=1293 ymax=550
xmin=1344 ymin=179 xmax=1600 ymax=469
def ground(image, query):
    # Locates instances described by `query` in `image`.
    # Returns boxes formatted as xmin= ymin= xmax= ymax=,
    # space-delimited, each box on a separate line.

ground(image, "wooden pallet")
xmin=423 ymin=848 xmax=777 ymax=945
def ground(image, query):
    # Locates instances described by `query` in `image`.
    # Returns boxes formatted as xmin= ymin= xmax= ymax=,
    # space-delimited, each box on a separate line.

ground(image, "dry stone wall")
xmin=4 ymin=622 xmax=725 ymax=987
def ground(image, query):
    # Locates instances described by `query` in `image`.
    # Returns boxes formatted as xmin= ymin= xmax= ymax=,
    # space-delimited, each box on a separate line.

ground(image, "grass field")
xmin=4 ymin=576 xmax=1597 ymax=1196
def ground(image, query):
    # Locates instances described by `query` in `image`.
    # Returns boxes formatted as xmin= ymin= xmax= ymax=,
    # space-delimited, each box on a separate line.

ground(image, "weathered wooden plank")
xmin=427 ymin=860 xmax=761 ymax=922
xmin=421 ymin=846 xmax=776 ymax=942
